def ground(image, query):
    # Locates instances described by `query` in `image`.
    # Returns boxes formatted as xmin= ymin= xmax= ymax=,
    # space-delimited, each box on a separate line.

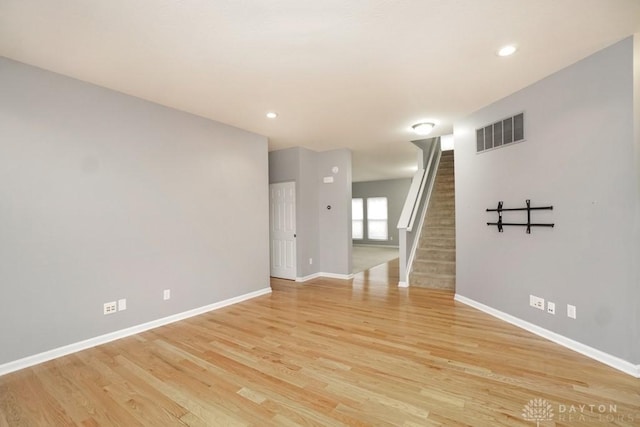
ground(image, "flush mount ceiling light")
xmin=266 ymin=112 xmax=278 ymax=119
xmin=412 ymin=122 xmax=435 ymax=136
xmin=497 ymin=45 xmax=517 ymax=57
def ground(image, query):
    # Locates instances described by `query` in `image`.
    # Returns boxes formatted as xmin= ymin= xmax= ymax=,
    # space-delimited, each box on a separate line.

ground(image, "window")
xmin=367 ymin=197 xmax=388 ymax=240
xmin=352 ymin=197 xmax=389 ymax=241
xmin=352 ymin=198 xmax=363 ymax=239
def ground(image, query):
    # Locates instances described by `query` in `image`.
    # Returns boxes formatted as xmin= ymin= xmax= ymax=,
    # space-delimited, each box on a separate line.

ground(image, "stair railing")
xmin=397 ymin=138 xmax=441 ymax=287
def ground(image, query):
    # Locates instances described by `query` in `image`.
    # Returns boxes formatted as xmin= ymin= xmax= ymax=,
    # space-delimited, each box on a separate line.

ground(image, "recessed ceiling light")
xmin=498 ymin=45 xmax=517 ymax=57
xmin=412 ymin=122 xmax=435 ymax=136
xmin=266 ymin=112 xmax=278 ymax=119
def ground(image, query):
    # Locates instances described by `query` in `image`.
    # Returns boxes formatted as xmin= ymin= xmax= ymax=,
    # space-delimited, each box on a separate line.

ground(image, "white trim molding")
xmin=454 ymin=294 xmax=640 ymax=378
xmin=321 ymin=272 xmax=354 ymax=280
xmin=296 ymin=273 xmax=321 ymax=282
xmin=296 ymin=272 xmax=354 ymax=282
xmin=0 ymin=287 xmax=272 ymax=377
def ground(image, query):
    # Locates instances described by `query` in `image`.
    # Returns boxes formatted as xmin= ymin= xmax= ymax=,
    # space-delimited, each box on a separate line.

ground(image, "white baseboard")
xmin=321 ymin=272 xmax=354 ymax=280
xmin=0 ymin=287 xmax=272 ymax=377
xmin=398 ymin=281 xmax=409 ymax=288
xmin=296 ymin=272 xmax=320 ymax=282
xmin=296 ymin=272 xmax=354 ymax=282
xmin=454 ymin=294 xmax=640 ymax=378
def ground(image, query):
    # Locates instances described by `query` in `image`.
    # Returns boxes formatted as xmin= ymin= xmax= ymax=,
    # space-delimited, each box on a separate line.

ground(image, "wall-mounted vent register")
xmin=476 ymin=112 xmax=524 ymax=153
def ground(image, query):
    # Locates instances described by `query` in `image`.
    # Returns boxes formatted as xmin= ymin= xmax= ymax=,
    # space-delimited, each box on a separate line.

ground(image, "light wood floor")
xmin=1 ymin=260 xmax=639 ymax=426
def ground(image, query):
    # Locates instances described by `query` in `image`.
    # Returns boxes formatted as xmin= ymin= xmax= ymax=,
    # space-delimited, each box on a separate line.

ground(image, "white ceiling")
xmin=1 ymin=0 xmax=639 ymax=181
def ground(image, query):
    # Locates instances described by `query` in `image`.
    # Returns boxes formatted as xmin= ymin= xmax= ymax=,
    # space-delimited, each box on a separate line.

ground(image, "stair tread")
xmin=410 ymin=271 xmax=456 ymax=279
xmin=413 ymin=259 xmax=455 ymax=265
xmin=418 ymin=246 xmax=456 ymax=252
xmin=420 ymin=237 xmax=455 ymax=240
xmin=426 ymin=211 xmax=455 ymax=216
xmin=419 ymin=247 xmax=455 ymax=251
xmin=423 ymin=228 xmax=455 ymax=231
xmin=420 ymin=234 xmax=455 ymax=238
xmin=417 ymin=239 xmax=454 ymax=245
xmin=419 ymin=236 xmax=455 ymax=241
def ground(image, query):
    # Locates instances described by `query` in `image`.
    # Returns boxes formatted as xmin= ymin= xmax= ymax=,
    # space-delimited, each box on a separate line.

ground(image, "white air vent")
xmin=476 ymin=113 xmax=524 ymax=153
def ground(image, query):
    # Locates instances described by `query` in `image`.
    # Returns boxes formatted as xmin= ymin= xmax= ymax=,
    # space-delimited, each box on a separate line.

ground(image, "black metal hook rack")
xmin=486 ymin=199 xmax=554 ymax=233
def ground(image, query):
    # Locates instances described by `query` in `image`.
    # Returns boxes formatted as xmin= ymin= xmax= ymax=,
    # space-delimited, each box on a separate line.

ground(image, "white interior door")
xmin=270 ymin=182 xmax=296 ymax=279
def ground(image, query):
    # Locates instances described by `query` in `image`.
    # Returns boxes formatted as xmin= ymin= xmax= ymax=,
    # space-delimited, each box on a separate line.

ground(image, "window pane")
xmin=352 ymin=220 xmax=363 ymax=239
xmin=368 ymin=220 xmax=388 ymax=240
xmin=367 ymin=197 xmax=387 ymax=220
xmin=352 ymin=198 xmax=364 ymax=239
xmin=352 ymin=198 xmax=363 ymax=220
xmin=367 ymin=197 xmax=388 ymax=240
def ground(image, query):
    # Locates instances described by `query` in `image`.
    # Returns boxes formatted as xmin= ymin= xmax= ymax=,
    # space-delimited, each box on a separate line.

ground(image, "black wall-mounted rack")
xmin=486 ymin=199 xmax=554 ymax=234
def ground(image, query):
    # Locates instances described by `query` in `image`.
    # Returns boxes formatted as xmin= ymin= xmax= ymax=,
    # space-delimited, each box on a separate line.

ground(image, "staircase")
xmin=409 ymin=150 xmax=455 ymax=290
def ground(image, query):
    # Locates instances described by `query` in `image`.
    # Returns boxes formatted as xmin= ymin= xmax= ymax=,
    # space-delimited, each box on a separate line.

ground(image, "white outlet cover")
xmin=567 ymin=304 xmax=577 ymax=319
xmin=118 ymin=298 xmax=127 ymax=311
xmin=103 ymin=301 xmax=117 ymax=315
xmin=547 ymin=301 xmax=555 ymax=314
xmin=530 ymin=295 xmax=544 ymax=310
xmin=163 ymin=289 xmax=171 ymax=300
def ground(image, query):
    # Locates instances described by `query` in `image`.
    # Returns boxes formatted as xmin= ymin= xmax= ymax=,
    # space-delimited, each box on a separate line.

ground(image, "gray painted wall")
xmin=0 ymin=58 xmax=270 ymax=365
xmin=268 ymin=147 xmax=300 ymax=184
xmin=269 ymin=147 xmax=352 ymax=277
xmin=298 ymin=149 xmax=321 ymax=276
xmin=318 ymin=149 xmax=352 ymax=275
xmin=352 ymin=178 xmax=411 ymax=246
xmin=454 ymin=37 xmax=640 ymax=364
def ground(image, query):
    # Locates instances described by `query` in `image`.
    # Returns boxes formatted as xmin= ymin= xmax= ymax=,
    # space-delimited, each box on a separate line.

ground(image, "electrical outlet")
xmin=163 ymin=289 xmax=171 ymax=300
xmin=309 ymin=258 xmax=313 ymax=265
xmin=567 ymin=304 xmax=576 ymax=319
xmin=547 ymin=301 xmax=555 ymax=315
xmin=103 ymin=301 xmax=117 ymax=315
xmin=118 ymin=298 xmax=127 ymax=311
xmin=529 ymin=295 xmax=544 ymax=311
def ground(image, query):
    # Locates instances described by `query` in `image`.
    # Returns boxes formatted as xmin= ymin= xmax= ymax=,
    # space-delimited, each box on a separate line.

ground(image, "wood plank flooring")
xmin=1 ymin=260 xmax=639 ymax=426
